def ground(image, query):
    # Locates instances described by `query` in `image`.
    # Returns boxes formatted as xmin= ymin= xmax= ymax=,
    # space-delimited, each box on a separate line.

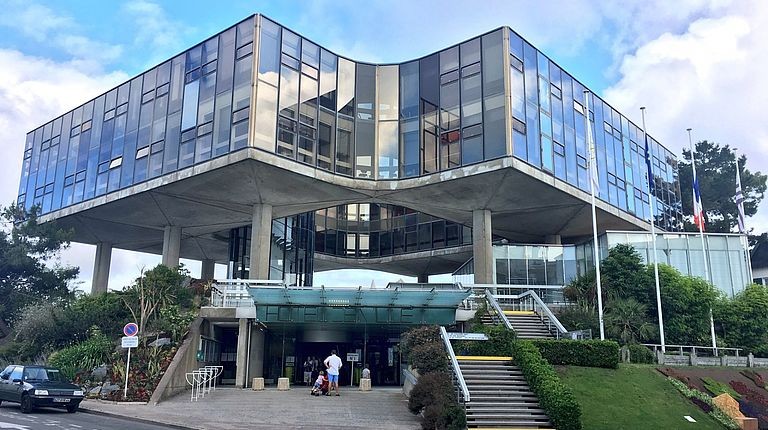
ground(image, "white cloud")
xmin=0 ymin=1 xmax=123 ymax=66
xmin=604 ymin=1 xmax=768 ymax=232
xmin=121 ymin=0 xmax=195 ymax=67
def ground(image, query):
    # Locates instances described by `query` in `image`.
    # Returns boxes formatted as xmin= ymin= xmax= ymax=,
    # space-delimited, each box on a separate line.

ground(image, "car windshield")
xmin=23 ymin=368 xmax=64 ymax=382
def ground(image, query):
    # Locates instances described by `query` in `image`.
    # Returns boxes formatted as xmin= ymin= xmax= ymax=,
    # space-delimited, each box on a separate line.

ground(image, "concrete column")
xmin=248 ymin=203 xmax=273 ymax=279
xmin=417 ymin=274 xmax=429 ymax=284
xmin=544 ymin=234 xmax=562 ymax=245
xmin=162 ymin=226 xmax=182 ymax=267
xmin=91 ymin=242 xmax=112 ymax=294
xmin=248 ymin=326 xmax=265 ymax=379
xmin=201 ymin=259 xmax=215 ymax=280
xmin=472 ymin=209 xmax=494 ymax=284
xmin=235 ymin=318 xmax=250 ymax=388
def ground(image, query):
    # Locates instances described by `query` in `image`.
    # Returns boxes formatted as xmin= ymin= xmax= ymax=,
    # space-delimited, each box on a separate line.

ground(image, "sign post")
xmin=122 ymin=323 xmax=139 ymax=399
xmin=346 ymin=352 xmax=359 ymax=387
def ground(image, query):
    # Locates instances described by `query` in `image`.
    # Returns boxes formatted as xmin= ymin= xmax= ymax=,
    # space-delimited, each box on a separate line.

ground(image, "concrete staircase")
xmin=481 ymin=311 xmax=555 ymax=339
xmin=458 ymin=357 xmax=553 ymax=429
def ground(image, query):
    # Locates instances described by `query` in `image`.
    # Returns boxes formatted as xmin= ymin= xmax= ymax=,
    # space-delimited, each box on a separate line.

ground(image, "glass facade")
xmin=228 ymin=213 xmax=314 ymax=286
xmin=508 ymin=31 xmax=682 ymax=228
xmin=18 ymin=16 xmax=256 ymax=215
xmin=19 ymin=14 xmax=682 ymax=234
xmin=592 ymin=231 xmax=751 ymax=297
xmin=314 ymin=203 xmax=471 ymax=258
xmin=454 ymin=232 xmax=750 ymax=299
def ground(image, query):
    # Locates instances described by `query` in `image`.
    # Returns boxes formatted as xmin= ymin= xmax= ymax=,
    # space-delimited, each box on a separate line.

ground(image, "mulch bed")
xmin=657 ymin=366 xmax=768 ymax=429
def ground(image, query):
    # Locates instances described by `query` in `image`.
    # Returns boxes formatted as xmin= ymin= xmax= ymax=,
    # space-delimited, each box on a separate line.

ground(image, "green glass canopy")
xmin=246 ymin=285 xmax=471 ymax=325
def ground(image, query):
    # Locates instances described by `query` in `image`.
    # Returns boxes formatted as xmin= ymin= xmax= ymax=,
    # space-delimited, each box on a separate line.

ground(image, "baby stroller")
xmin=311 ymin=372 xmax=329 ymax=396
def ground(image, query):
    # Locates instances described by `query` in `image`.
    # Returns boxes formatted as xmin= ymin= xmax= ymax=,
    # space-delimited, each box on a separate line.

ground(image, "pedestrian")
xmin=323 ymin=349 xmax=343 ymax=396
xmin=361 ymin=364 xmax=371 ymax=380
xmin=303 ymin=357 xmax=312 ymax=386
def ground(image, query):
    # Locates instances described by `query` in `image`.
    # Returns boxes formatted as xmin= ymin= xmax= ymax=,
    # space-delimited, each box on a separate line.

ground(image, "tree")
xmin=653 ymin=264 xmax=720 ymax=345
xmin=605 ymin=298 xmax=656 ymax=344
xmin=0 ymin=204 xmax=78 ymax=326
xmin=679 ymin=140 xmax=766 ymax=233
xmin=714 ymin=284 xmax=768 ymax=356
xmin=122 ymin=264 xmax=190 ymax=335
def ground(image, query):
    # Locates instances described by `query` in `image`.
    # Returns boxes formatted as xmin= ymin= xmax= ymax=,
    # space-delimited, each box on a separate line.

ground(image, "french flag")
xmin=692 ymin=177 xmax=706 ymax=231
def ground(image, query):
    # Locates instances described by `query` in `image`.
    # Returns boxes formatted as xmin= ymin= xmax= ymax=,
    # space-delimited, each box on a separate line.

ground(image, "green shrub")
xmin=627 ymin=344 xmax=655 ymax=364
xmin=410 ymin=342 xmax=449 ymax=374
xmin=408 ymin=372 xmax=454 ymax=414
xmin=458 ymin=324 xmax=516 ymax=357
xmin=48 ymin=331 xmax=114 ymax=379
xmin=512 ymin=340 xmax=582 ymax=430
xmin=530 ymin=339 xmax=619 ymax=369
xmin=408 ymin=372 xmax=465 ymax=430
xmin=402 ymin=325 xmax=441 ymax=359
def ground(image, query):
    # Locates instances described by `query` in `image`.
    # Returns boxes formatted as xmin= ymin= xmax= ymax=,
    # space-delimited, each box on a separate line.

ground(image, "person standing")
xmin=323 ymin=350 xmax=343 ymax=396
xmin=303 ymin=357 xmax=312 ymax=386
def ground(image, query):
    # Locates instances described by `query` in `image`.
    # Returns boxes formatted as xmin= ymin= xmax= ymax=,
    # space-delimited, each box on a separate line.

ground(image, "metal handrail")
xmin=517 ymin=290 xmax=568 ymax=335
xmin=440 ymin=326 xmax=470 ymax=403
xmin=484 ymin=290 xmax=514 ymax=331
xmin=486 ymin=289 xmax=568 ymax=338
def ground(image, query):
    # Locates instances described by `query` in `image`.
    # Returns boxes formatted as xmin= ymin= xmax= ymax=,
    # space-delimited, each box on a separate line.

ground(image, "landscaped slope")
xmin=557 ymin=365 xmax=724 ymax=430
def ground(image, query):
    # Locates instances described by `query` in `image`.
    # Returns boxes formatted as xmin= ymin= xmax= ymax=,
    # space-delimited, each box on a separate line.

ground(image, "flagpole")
xmin=584 ymin=90 xmax=605 ymax=340
xmin=641 ymin=107 xmax=665 ymax=353
xmin=734 ymin=153 xmax=754 ymax=286
xmin=687 ymin=128 xmax=718 ymax=356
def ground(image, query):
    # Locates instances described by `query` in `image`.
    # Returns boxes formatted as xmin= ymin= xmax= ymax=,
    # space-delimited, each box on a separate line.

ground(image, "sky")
xmin=0 ymin=0 xmax=766 ymax=292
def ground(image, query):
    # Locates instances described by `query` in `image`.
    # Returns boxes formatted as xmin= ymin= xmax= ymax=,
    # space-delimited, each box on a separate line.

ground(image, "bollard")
xmin=277 ymin=377 xmax=290 ymax=391
xmin=252 ymin=377 xmax=265 ymax=391
xmin=359 ymin=378 xmax=372 ymax=391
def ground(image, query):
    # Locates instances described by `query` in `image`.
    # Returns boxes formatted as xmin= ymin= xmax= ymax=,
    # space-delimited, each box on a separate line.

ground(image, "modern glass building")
xmin=19 ymin=14 xmax=747 ymax=390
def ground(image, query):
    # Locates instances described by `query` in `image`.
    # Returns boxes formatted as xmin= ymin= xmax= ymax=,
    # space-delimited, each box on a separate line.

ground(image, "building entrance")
xmin=261 ymin=325 xmax=403 ymax=387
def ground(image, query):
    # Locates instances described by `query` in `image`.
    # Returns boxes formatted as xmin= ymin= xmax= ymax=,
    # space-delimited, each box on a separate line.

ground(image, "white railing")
xmin=476 ymin=287 xmax=570 ymax=339
xmin=209 ymin=279 xmax=284 ymax=308
xmin=484 ymin=290 xmax=514 ymax=331
xmin=642 ymin=344 xmax=743 ymax=357
xmin=440 ymin=326 xmax=470 ymax=404
xmin=185 ymin=366 xmax=223 ymax=402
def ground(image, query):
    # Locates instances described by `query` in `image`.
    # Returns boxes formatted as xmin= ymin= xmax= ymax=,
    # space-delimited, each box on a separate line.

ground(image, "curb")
xmin=79 ymin=406 xmax=203 ymax=430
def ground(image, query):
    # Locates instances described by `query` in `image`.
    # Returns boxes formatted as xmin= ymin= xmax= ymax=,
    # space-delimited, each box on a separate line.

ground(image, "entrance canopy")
xmin=247 ymin=285 xmax=472 ymax=325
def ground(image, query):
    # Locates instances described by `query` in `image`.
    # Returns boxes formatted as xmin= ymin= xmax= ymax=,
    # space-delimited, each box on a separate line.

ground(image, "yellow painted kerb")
xmin=503 ymin=310 xmax=535 ymax=315
xmin=455 ymin=356 xmax=513 ymax=361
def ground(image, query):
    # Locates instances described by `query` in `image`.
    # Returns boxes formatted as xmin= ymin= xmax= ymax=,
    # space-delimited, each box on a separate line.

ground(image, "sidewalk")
xmin=80 ymin=386 xmax=420 ymax=430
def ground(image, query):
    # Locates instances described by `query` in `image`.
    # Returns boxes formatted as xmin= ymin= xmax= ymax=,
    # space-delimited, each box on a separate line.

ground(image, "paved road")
xmin=0 ymin=404 xmax=181 ymax=430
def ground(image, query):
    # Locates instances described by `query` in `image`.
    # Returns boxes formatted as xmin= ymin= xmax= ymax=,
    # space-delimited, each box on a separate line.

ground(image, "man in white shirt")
xmin=323 ymin=350 xmax=343 ymax=396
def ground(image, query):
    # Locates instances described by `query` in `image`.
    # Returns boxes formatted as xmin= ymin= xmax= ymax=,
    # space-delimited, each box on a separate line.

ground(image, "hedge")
xmin=627 ymin=344 xmax=655 ymax=364
xmin=512 ymin=340 xmax=582 ymax=430
xmin=530 ymin=339 xmax=620 ymax=369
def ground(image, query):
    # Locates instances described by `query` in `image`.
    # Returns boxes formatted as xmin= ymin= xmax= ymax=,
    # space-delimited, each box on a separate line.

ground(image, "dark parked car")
xmin=0 ymin=365 xmax=85 ymax=413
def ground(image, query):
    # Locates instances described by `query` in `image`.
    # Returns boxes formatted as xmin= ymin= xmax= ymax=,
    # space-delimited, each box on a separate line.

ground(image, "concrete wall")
xmin=149 ymin=317 xmax=203 ymax=405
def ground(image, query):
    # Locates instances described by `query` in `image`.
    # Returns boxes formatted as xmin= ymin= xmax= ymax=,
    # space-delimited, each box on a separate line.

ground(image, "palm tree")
xmin=605 ymin=298 xmax=656 ymax=344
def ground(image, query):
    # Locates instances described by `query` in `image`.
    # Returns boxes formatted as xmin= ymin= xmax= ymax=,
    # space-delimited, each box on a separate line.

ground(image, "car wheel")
xmin=66 ymin=403 xmax=78 ymax=413
xmin=20 ymin=394 xmax=33 ymax=413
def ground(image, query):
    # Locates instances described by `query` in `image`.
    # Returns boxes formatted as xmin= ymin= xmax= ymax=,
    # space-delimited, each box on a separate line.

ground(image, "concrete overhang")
xmin=40 ymin=147 xmax=650 ymax=263
xmin=313 ymin=245 xmax=474 ymax=277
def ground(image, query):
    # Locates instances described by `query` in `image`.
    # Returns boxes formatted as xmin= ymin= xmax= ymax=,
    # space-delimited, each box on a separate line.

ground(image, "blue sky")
xmin=1 ymin=0 xmax=766 ymax=291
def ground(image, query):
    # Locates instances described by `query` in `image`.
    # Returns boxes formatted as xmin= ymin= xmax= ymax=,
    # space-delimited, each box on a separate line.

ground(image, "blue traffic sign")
xmin=123 ymin=322 xmax=139 ymax=337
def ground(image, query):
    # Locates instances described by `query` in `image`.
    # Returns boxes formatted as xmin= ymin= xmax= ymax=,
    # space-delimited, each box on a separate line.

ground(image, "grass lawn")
xmin=557 ymin=364 xmax=724 ymax=430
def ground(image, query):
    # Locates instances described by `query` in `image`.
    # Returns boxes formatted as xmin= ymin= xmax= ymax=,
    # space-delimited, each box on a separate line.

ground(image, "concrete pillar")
xmin=91 ymin=242 xmax=112 ymax=294
xmin=417 ymin=274 xmax=429 ymax=284
xmin=472 ymin=209 xmax=494 ymax=284
xmin=201 ymin=259 xmax=215 ymax=280
xmin=235 ymin=318 xmax=250 ymax=388
xmin=248 ymin=326 xmax=265 ymax=379
xmin=162 ymin=226 xmax=182 ymax=267
xmin=248 ymin=203 xmax=273 ymax=280
xmin=544 ymin=234 xmax=562 ymax=245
